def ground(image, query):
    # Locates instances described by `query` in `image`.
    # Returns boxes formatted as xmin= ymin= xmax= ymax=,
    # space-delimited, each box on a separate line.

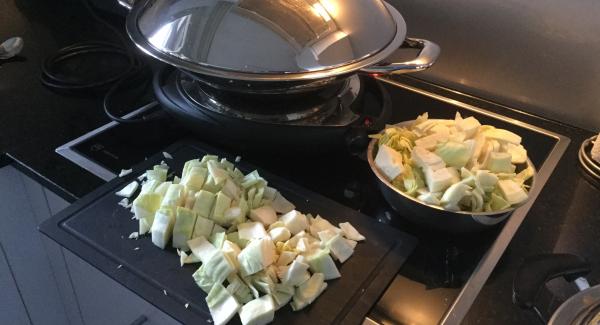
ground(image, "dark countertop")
xmin=2 ymin=1 xmax=599 ymax=324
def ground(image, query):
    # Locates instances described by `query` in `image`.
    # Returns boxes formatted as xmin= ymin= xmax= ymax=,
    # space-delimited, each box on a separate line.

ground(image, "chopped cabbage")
xmin=290 ymin=273 xmax=327 ymax=311
xmin=205 ymin=284 xmax=240 ymax=325
xmin=238 ymin=295 xmax=275 ymax=325
xmin=172 ymin=207 xmax=197 ymax=250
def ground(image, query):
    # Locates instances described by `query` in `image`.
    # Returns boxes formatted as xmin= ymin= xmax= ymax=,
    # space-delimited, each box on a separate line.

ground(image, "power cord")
xmin=41 ymin=0 xmax=161 ymax=124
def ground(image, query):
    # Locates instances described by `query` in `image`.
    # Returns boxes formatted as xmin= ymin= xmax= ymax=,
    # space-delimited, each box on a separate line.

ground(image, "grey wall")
xmin=387 ymin=0 xmax=600 ymax=131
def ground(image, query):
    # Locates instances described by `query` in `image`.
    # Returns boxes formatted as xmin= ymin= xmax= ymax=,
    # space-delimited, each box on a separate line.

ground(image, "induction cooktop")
xmin=56 ymin=75 xmax=570 ymax=324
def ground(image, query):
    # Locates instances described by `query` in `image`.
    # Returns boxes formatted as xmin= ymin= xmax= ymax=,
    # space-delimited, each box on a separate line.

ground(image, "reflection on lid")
xmin=139 ymin=0 xmax=396 ymax=73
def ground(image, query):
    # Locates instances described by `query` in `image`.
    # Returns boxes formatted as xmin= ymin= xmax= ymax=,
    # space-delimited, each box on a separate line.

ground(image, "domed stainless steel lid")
xmin=120 ymin=0 xmax=438 ymax=81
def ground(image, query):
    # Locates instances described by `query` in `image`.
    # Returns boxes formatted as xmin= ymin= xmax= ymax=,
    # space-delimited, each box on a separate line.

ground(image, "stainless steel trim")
xmin=117 ymin=0 xmax=135 ymax=11
xmin=125 ymin=3 xmax=413 ymax=81
xmin=360 ymin=38 xmax=440 ymax=74
xmin=372 ymin=78 xmax=571 ymax=325
xmin=55 ymin=104 xmax=156 ymax=182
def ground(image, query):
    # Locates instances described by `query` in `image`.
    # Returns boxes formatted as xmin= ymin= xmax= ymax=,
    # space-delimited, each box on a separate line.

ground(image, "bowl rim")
xmin=367 ymin=120 xmax=538 ymax=217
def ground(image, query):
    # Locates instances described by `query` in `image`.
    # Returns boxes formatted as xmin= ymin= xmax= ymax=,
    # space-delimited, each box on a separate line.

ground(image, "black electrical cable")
xmin=41 ymin=0 xmax=161 ymax=124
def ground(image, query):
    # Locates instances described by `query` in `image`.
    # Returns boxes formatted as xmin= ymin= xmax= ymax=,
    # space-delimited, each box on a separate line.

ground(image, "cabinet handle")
xmin=130 ymin=315 xmax=148 ymax=325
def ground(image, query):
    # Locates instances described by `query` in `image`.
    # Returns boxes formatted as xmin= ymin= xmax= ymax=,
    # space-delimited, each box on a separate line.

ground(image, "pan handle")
xmin=360 ymin=38 xmax=440 ymax=75
xmin=118 ymin=0 xmax=135 ymax=10
xmin=512 ymin=254 xmax=591 ymax=323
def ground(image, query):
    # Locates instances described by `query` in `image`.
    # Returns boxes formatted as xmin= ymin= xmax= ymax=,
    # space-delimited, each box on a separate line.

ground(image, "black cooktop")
xmin=57 ymin=76 xmax=567 ymax=324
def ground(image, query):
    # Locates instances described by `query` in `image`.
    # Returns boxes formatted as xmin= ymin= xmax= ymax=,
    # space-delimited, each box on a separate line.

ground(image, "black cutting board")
xmin=40 ymin=140 xmax=417 ymax=324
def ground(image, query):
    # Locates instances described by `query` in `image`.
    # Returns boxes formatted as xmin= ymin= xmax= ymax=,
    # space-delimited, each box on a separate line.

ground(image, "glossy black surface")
xmin=1 ymin=1 xmax=599 ymax=324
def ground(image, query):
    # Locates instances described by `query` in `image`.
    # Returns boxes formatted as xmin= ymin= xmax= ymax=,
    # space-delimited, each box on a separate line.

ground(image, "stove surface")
xmin=56 ymin=76 xmax=569 ymax=324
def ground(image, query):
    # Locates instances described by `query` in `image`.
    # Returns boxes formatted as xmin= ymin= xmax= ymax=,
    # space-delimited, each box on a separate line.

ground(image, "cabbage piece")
xmin=306 ymin=249 xmax=340 ymax=280
xmin=482 ymin=128 xmax=522 ymax=144
xmin=412 ymin=146 xmax=446 ymax=170
xmin=440 ymin=183 xmax=472 ymax=206
xmin=252 ymin=187 xmax=265 ymax=209
xmin=222 ymin=240 xmax=241 ymax=270
xmin=172 ymin=207 xmax=197 ymax=250
xmin=280 ymin=210 xmax=309 ymax=235
xmin=250 ymin=271 xmax=276 ymax=295
xmin=139 ymin=179 xmax=161 ymax=195
xmin=223 ymin=206 xmax=245 ymax=226
xmin=290 ymin=273 xmax=328 ymax=311
xmin=374 ymin=126 xmax=416 ymax=155
xmin=339 ymin=222 xmax=365 ymax=241
xmin=116 ymin=181 xmax=139 ymax=198
xmin=487 ymin=152 xmax=515 ymax=173
xmin=181 ymin=159 xmax=200 ymax=179
xmin=238 ymin=222 xmax=268 ymax=241
xmin=435 ymin=141 xmax=471 ymax=168
xmin=269 ymin=227 xmax=291 ymax=243
xmin=146 ymin=165 xmax=168 ymax=182
xmin=237 ymin=237 xmax=277 ymax=277
xmin=497 ymin=179 xmax=528 ymax=205
xmin=505 ymin=143 xmax=528 ymax=164
xmin=470 ymin=188 xmax=484 ymax=212
xmin=276 ymin=251 xmax=297 ymax=266
xmin=417 ymin=191 xmax=441 ymax=205
xmin=242 ymin=171 xmax=268 ymax=189
xmin=476 ymin=170 xmax=499 ymax=192
xmin=272 ymin=285 xmax=294 ymax=311
xmin=515 ymin=164 xmax=535 ymax=186
xmin=456 ymin=116 xmax=481 ymax=138
xmin=192 ymin=215 xmax=214 ymax=239
xmin=192 ymin=190 xmax=216 ymax=219
xmin=207 ymin=160 xmax=229 ymax=185
xmin=227 ymin=231 xmax=250 ymax=249
xmin=295 ymin=238 xmax=310 ymax=253
xmin=203 ymin=174 xmax=225 ymax=193
xmin=132 ymin=193 xmax=162 ymax=234
xmin=239 ymin=295 xmax=275 ymax=325
xmin=188 ymin=236 xmax=218 ymax=263
xmin=414 ymin=131 xmax=449 ymax=150
xmin=485 ymin=193 xmax=511 ymax=211
xmin=200 ymin=154 xmax=219 ymax=167
xmin=226 ymin=274 xmax=254 ymax=304
xmin=205 ymin=284 xmax=240 ymax=325
xmin=210 ymin=231 xmax=227 ymax=249
xmin=153 ymin=181 xmax=171 ymax=196
xmin=160 ymin=184 xmax=186 ymax=208
xmin=211 ymin=224 xmax=226 ymax=236
xmin=424 ymin=167 xmax=459 ymax=193
xmin=221 ymin=178 xmax=241 ymax=201
xmin=280 ymin=257 xmax=311 ymax=286
xmin=308 ymin=215 xmax=341 ymax=238
xmin=194 ymin=251 xmax=236 ymax=292
xmin=150 ymin=207 xmax=176 ymax=249
xmin=326 ymin=234 xmax=354 ymax=263
xmin=392 ymin=163 xmax=425 ymax=196
xmin=210 ymin=191 xmax=232 ymax=225
xmin=374 ymin=144 xmax=405 ymax=180
xmin=286 ymin=230 xmax=308 ymax=248
xmin=249 ymin=205 xmax=278 ymax=226
xmin=181 ymin=166 xmax=207 ymax=192
xmin=317 ymin=229 xmax=338 ymax=243
xmin=178 ymin=250 xmax=201 ymax=266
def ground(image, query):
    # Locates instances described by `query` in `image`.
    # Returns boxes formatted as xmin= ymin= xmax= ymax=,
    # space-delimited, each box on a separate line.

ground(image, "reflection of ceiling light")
xmin=312 ymin=3 xmax=331 ymax=22
xmin=318 ymin=0 xmax=338 ymax=17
